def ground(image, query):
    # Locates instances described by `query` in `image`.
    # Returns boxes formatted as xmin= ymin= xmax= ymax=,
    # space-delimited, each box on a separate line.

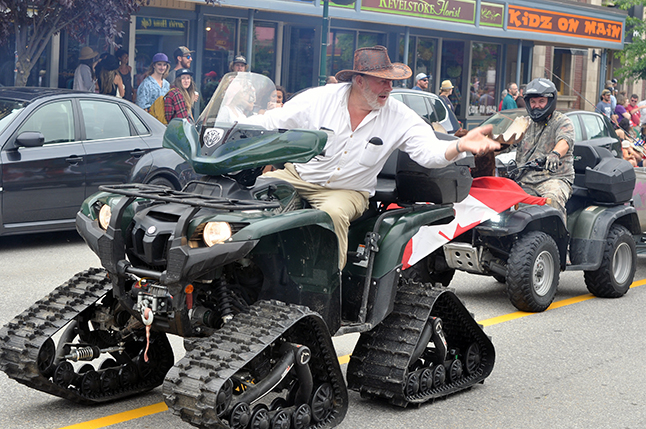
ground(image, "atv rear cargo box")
xmin=584 ymin=156 xmax=635 ymax=204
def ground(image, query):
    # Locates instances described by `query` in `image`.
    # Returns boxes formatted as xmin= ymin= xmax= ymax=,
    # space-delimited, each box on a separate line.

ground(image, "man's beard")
xmin=361 ymin=83 xmax=386 ymax=110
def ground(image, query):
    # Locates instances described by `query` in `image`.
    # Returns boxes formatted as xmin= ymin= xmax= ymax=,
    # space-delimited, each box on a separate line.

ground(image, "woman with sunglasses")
xmin=136 ymin=53 xmax=171 ymax=110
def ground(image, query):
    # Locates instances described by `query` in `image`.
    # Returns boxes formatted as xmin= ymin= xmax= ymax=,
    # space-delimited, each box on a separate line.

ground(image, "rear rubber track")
xmin=163 ymin=300 xmax=348 ymax=429
xmin=347 ymin=279 xmax=495 ymax=407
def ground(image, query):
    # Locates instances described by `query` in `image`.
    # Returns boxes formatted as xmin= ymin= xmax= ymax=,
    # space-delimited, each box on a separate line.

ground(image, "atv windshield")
xmin=197 ymin=72 xmax=277 ymax=133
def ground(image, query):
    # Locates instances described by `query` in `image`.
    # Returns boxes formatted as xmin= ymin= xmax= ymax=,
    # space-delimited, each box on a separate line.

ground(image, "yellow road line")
xmin=59 ymin=402 xmax=168 ymax=429
xmin=60 ymin=278 xmax=646 ymax=428
xmin=479 ymin=278 xmax=646 ymax=327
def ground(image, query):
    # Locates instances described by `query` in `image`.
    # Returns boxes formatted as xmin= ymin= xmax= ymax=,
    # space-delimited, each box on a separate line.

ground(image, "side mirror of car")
xmin=16 ymin=131 xmax=45 ymax=148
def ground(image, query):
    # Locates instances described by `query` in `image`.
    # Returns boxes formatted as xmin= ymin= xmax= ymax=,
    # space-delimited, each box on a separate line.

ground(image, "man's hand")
xmin=546 ymin=151 xmax=560 ymax=172
xmin=453 ymin=124 xmax=501 ymax=156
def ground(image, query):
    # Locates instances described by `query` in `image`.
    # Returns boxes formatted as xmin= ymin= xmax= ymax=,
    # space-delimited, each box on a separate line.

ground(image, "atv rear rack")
xmin=99 ymin=183 xmax=280 ymax=211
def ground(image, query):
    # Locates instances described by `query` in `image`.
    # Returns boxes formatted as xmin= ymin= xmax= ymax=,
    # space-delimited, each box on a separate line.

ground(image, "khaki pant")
xmin=521 ymin=179 xmax=572 ymax=221
xmin=264 ymin=164 xmax=370 ymax=269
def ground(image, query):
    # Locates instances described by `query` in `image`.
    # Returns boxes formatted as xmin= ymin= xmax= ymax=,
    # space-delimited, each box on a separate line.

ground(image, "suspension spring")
xmin=214 ymin=280 xmax=235 ymax=323
xmin=65 ymin=345 xmax=101 ymax=362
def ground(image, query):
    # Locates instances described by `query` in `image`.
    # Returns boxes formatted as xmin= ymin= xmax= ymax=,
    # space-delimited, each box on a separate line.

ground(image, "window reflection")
xmin=469 ymin=42 xmax=500 ymax=117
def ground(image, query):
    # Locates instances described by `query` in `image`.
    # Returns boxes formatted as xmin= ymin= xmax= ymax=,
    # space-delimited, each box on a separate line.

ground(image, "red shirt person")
xmin=164 ymin=68 xmax=196 ymax=122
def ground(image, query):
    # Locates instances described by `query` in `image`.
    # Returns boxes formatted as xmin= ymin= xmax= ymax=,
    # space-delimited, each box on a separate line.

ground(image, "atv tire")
xmin=584 ymin=224 xmax=635 ymax=298
xmin=506 ymin=231 xmax=560 ymax=312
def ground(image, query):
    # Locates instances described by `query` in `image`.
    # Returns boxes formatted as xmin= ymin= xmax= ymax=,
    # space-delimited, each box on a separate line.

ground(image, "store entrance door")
xmin=440 ymin=40 xmax=465 ymax=117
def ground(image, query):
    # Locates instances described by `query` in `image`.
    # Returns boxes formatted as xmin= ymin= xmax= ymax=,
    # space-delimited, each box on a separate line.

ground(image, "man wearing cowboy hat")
xmin=247 ymin=45 xmax=499 ymax=268
xmin=439 ymin=80 xmax=455 ymax=112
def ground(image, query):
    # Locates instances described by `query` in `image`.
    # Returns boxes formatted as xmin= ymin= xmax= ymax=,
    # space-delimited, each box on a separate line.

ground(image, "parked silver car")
xmin=390 ymin=88 xmax=461 ymax=134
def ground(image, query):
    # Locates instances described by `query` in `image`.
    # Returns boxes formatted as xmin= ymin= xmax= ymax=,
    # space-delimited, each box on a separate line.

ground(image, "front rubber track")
xmin=0 ymin=268 xmax=173 ymax=404
xmin=163 ymin=300 xmax=348 ymax=429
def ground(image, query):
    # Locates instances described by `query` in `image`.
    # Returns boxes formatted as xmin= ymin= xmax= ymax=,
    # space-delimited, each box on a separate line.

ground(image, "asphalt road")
xmin=1 ymin=231 xmax=645 ymax=429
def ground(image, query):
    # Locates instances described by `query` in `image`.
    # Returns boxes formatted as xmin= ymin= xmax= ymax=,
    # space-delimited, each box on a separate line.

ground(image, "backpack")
xmin=148 ymin=95 xmax=167 ymax=125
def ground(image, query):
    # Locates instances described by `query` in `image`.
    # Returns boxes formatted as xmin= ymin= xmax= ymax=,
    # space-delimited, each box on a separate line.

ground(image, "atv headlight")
xmin=203 ymin=222 xmax=232 ymax=246
xmin=98 ymin=204 xmax=112 ymax=230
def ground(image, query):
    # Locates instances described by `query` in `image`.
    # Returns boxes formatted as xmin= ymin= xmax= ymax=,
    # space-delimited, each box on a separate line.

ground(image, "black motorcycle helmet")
xmin=523 ymin=78 xmax=558 ymax=123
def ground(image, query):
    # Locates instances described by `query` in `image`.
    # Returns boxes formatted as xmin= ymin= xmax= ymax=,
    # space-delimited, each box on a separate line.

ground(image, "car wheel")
xmin=584 ymin=224 xmax=635 ymax=298
xmin=147 ymin=176 xmax=176 ymax=190
xmin=506 ymin=231 xmax=560 ymax=312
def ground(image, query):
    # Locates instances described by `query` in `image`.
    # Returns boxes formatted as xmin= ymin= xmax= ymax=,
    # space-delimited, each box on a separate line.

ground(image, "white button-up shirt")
xmin=247 ymin=83 xmax=462 ymax=196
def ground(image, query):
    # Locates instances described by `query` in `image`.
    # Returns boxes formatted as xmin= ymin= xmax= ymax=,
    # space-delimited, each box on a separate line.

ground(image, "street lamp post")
xmin=318 ymin=0 xmax=331 ymax=86
xmin=319 ymin=0 xmax=355 ymax=86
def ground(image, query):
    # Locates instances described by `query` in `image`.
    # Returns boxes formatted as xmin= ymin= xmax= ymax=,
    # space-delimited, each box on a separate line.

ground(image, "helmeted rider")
xmin=510 ymin=77 xmax=575 ymax=220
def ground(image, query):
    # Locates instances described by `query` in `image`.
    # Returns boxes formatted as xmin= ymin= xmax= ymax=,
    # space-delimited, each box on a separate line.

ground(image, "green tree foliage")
xmin=614 ymin=0 xmax=646 ymax=83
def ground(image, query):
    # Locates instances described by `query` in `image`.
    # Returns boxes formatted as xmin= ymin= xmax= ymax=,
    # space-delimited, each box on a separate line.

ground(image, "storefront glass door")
xmin=440 ymin=40 xmax=465 ymax=116
xmin=286 ymin=27 xmax=315 ymax=94
xmin=468 ymin=42 xmax=501 ymax=118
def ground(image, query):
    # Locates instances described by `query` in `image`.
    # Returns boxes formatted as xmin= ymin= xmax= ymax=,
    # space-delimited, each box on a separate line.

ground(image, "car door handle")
xmin=130 ymin=149 xmax=146 ymax=158
xmin=66 ymin=155 xmax=83 ymax=164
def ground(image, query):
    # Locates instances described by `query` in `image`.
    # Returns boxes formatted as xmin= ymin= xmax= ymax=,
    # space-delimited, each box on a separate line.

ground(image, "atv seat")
xmin=373 ymin=150 xmax=398 ymax=204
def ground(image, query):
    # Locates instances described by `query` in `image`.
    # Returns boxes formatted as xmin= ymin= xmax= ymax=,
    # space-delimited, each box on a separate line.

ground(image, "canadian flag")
xmin=401 ymin=177 xmax=547 ymax=269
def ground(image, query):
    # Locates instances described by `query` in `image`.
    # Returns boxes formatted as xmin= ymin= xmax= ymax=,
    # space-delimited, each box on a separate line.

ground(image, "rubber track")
xmin=163 ymin=300 xmax=348 ymax=429
xmin=0 ymin=268 xmax=170 ymax=404
xmin=346 ymin=279 xmax=495 ymax=407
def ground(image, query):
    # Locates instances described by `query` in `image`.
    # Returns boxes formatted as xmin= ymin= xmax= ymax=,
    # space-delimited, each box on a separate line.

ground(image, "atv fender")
xmin=475 ymin=205 xmax=568 ymax=268
xmin=371 ymin=205 xmax=455 ymax=279
xmin=568 ymin=204 xmax=640 ymax=270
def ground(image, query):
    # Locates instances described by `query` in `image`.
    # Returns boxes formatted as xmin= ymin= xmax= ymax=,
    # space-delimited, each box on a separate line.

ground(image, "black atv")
xmin=0 ymin=73 xmax=494 ymax=429
xmin=411 ymin=140 xmax=639 ymax=312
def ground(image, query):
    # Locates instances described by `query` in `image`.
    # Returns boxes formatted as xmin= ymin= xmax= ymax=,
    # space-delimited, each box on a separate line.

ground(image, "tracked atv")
xmin=410 ymin=141 xmax=640 ymax=312
xmin=0 ymin=73 xmax=495 ymax=428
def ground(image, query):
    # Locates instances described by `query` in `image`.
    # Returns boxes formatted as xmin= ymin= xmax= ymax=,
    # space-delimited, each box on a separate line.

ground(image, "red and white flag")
xmin=401 ymin=177 xmax=547 ymax=269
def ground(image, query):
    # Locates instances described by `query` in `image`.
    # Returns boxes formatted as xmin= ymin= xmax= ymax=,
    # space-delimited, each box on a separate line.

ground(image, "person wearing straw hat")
xmin=247 ymin=45 xmax=499 ymax=268
xmin=73 ymin=46 xmax=99 ymax=92
xmin=439 ymin=79 xmax=455 ymax=112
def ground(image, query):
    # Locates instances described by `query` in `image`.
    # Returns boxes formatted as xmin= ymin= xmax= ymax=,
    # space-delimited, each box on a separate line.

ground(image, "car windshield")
xmin=197 ymin=72 xmax=277 ymax=132
xmin=0 ymin=99 xmax=28 ymax=135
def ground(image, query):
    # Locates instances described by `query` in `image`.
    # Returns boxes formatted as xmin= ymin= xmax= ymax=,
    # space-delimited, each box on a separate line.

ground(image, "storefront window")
xmin=416 ymin=38 xmax=436 ymax=91
xmin=326 ymin=30 xmax=385 ymax=79
xmin=134 ymin=16 xmax=189 ymax=90
xmin=440 ymin=40 xmax=465 ymax=116
xmin=358 ymin=32 xmax=385 ymax=49
xmin=58 ymin=33 xmax=104 ymax=89
xmin=240 ymin=21 xmax=277 ymax=78
xmin=287 ymin=27 xmax=315 ymax=94
xmin=202 ymin=17 xmax=237 ymax=106
xmin=398 ymin=36 xmax=436 ymax=90
xmin=327 ymin=29 xmax=354 ymax=78
xmin=468 ymin=42 xmax=500 ymax=117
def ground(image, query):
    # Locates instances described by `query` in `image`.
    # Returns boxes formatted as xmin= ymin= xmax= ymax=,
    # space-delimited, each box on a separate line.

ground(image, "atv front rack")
xmin=99 ymin=183 xmax=280 ymax=211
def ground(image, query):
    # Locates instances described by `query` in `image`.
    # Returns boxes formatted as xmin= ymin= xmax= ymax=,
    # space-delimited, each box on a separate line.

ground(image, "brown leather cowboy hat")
xmin=335 ymin=46 xmax=411 ymax=83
